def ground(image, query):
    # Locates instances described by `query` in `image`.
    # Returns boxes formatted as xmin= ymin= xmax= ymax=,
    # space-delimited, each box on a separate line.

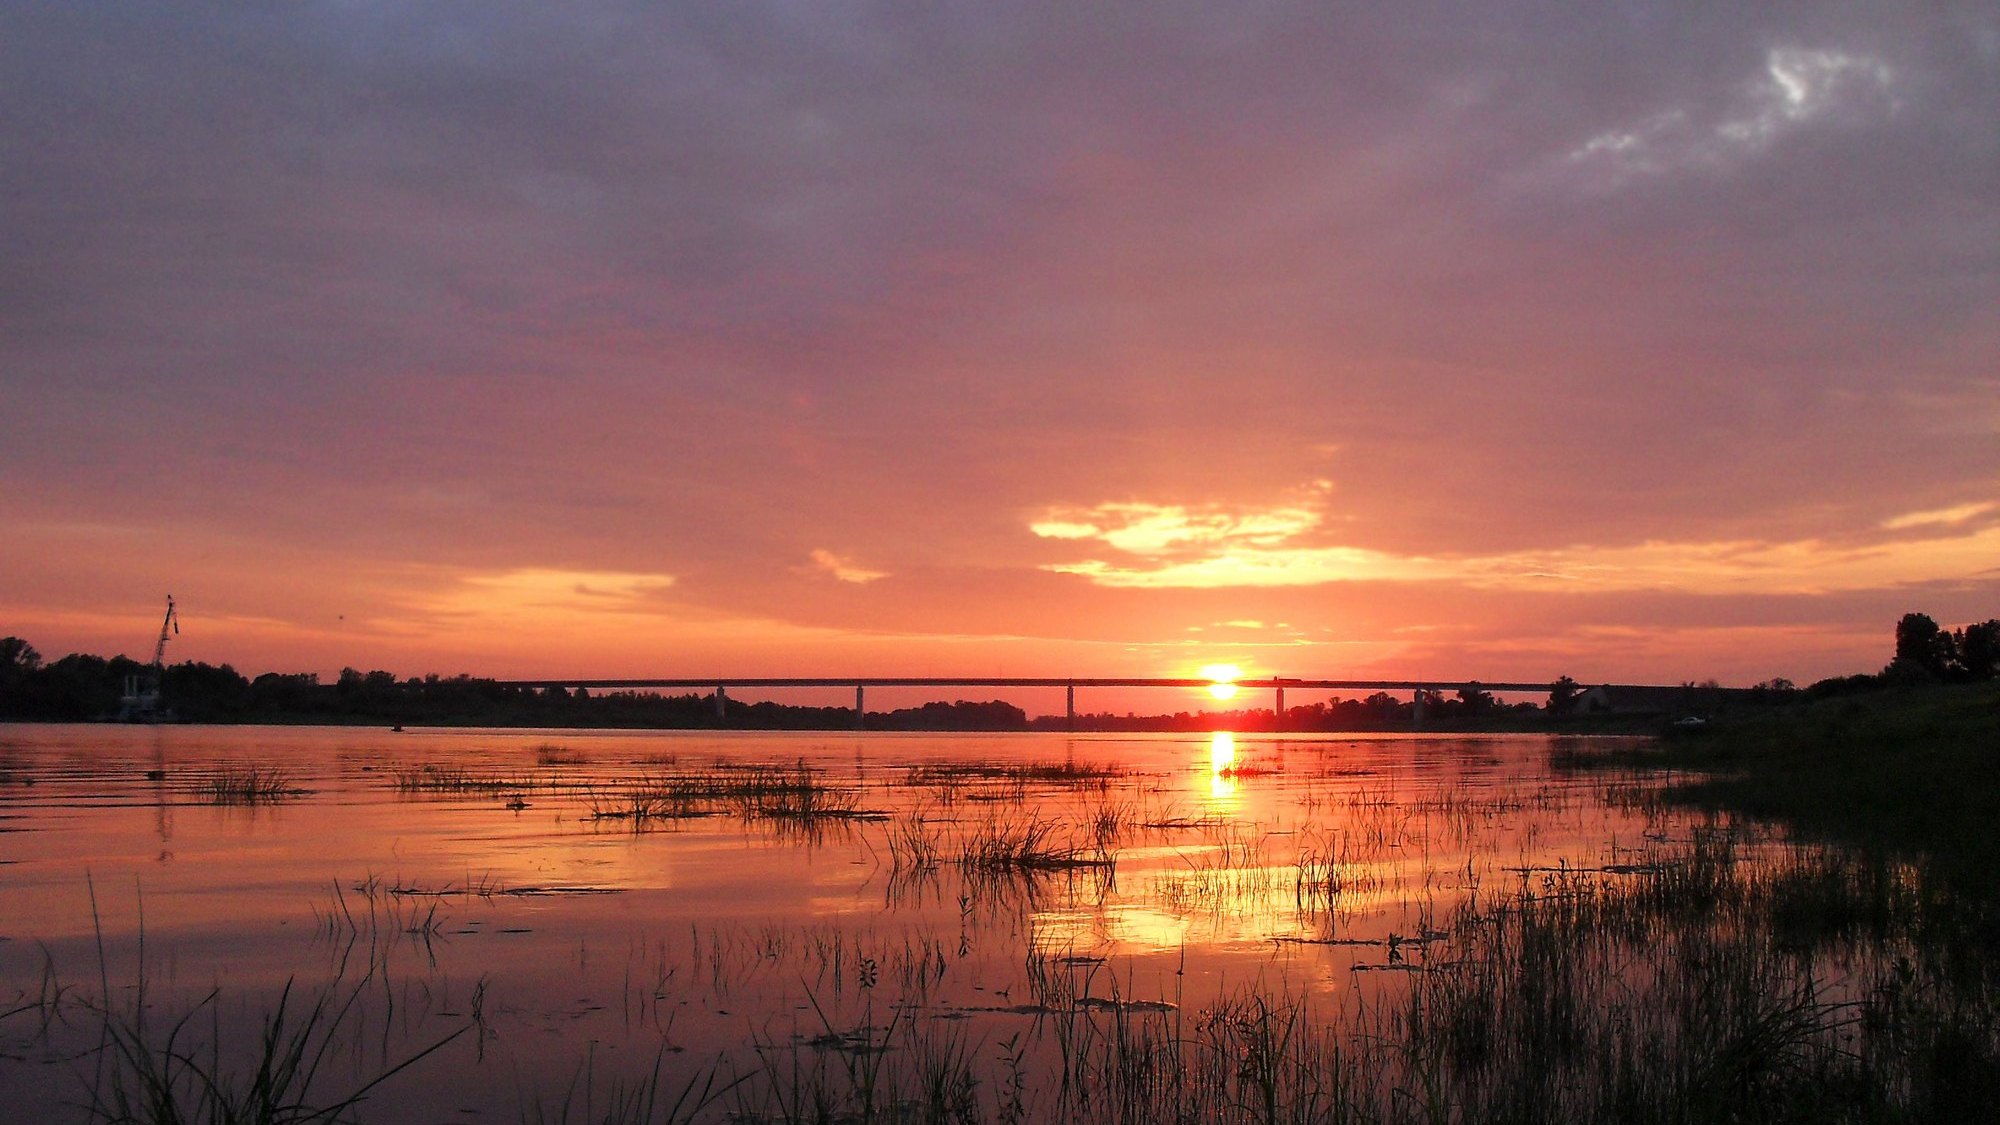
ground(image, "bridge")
xmin=494 ymin=676 xmax=1570 ymax=730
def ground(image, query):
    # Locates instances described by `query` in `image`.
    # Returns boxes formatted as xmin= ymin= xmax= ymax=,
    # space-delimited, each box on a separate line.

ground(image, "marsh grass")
xmin=735 ymin=835 xmax=1994 ymax=1124
xmin=673 ymin=807 xmax=1999 ymax=1125
xmin=1295 ymin=831 xmax=1378 ymax=922
xmin=904 ymin=761 xmax=1124 ymax=787
xmin=747 ymin=766 xmax=871 ymax=822
xmin=585 ymin=787 xmax=709 ymax=824
xmin=1374 ymin=843 xmax=1997 ymax=1123
xmin=307 ymin=877 xmax=457 ymax=980
xmin=885 ymin=811 xmax=945 ymax=875
xmin=82 ymin=976 xmax=463 ymax=1125
xmin=21 ymin=806 xmax=2000 ymax=1124
xmin=1653 ymin=684 xmax=2000 ymax=889
xmin=191 ymin=765 xmax=307 ymax=805
xmin=958 ymin=815 xmax=1111 ymax=874
xmin=390 ymin=764 xmax=532 ymax=794
xmin=886 ymin=805 xmax=1125 ymax=916
xmin=534 ymin=743 xmax=586 ymax=766
xmin=1 ymin=949 xmax=67 ymax=1055
xmin=905 ymin=760 xmax=1124 ymax=808
xmin=582 ymin=761 xmax=878 ymax=829
xmin=27 ymin=882 xmax=473 ymax=1125
xmin=1151 ymin=825 xmax=1291 ymax=923
xmin=523 ymin=1042 xmax=745 ymax=1125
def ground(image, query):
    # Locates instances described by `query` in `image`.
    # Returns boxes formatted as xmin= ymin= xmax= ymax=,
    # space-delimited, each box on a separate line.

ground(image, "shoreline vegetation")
xmin=5 ymin=610 xmax=1994 ymax=732
xmin=1621 ymin=677 xmax=2000 ymax=903
xmin=0 ymin=640 xmax=1942 ymax=736
xmin=0 ymin=640 xmax=1598 ymax=732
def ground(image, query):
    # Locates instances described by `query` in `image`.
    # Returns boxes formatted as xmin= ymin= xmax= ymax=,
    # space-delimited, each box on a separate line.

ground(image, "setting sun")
xmin=1200 ymin=663 xmax=1242 ymax=700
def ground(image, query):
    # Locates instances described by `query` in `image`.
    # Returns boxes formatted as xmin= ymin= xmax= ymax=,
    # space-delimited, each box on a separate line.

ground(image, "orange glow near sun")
xmin=1200 ymin=663 xmax=1241 ymax=700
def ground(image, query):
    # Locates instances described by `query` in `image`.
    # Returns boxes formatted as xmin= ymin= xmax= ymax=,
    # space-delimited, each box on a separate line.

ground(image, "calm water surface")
xmin=0 ymin=724 xmax=1678 ymax=1121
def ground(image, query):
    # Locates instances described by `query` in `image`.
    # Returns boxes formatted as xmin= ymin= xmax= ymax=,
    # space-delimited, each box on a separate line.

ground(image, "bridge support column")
xmin=1275 ymin=686 xmax=1285 ymax=733
xmin=715 ymin=686 xmax=727 ymax=720
xmin=1066 ymin=684 xmax=1075 ymax=731
xmin=1412 ymin=689 xmax=1426 ymax=731
xmin=855 ymin=685 xmax=865 ymax=730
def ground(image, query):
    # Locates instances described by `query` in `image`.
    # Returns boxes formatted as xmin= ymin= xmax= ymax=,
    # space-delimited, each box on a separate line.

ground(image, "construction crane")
xmin=118 ymin=595 xmax=178 ymax=721
xmin=151 ymin=594 xmax=179 ymax=671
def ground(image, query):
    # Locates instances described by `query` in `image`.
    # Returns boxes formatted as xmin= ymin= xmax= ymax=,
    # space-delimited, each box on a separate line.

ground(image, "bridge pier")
xmin=1412 ymin=688 xmax=1426 ymax=731
xmin=1066 ymin=683 xmax=1075 ymax=731
xmin=855 ymin=685 xmax=865 ymax=730
xmin=1274 ymin=685 xmax=1285 ymax=733
xmin=715 ymin=686 xmax=727 ymax=719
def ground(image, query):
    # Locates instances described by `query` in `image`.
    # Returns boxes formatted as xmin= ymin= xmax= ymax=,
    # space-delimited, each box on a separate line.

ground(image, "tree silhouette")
xmin=1959 ymin=620 xmax=2000 ymax=680
xmin=0 ymin=636 xmax=40 ymax=678
xmin=1893 ymin=612 xmax=1947 ymax=677
xmin=1547 ymin=676 xmax=1580 ymax=715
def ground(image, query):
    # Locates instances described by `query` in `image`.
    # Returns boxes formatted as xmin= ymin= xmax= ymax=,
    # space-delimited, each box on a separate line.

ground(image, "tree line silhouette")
xmin=0 ymin=644 xmax=1034 ymax=729
xmin=1 ymin=610 xmax=1991 ymax=729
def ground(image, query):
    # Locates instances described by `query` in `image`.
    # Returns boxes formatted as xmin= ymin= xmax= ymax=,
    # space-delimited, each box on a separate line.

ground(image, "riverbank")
xmin=1650 ymin=681 xmax=1996 ymax=842
xmin=1628 ymin=680 xmax=2000 ymax=917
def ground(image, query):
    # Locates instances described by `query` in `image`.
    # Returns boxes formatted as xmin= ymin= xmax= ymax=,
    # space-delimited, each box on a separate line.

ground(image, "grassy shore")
xmin=1642 ymin=681 xmax=2000 ymax=903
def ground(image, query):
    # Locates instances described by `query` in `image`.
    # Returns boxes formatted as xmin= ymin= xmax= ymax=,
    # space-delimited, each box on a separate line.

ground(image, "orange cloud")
xmin=1034 ymin=494 xmax=2000 ymax=595
xmin=807 ymin=549 xmax=889 ymax=584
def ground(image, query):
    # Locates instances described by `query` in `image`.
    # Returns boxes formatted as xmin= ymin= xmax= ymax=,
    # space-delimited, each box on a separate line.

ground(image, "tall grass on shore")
xmin=1570 ymin=680 xmax=2000 ymax=988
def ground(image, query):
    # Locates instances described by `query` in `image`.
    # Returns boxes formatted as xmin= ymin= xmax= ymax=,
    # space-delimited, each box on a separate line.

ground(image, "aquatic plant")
xmin=522 ymin=1042 xmax=744 ymax=1125
xmin=33 ymin=882 xmax=472 ymax=1125
xmin=534 ymin=743 xmax=586 ymax=766
xmin=192 ymin=765 xmax=306 ymax=804
xmin=389 ymin=764 xmax=530 ymax=794
xmin=581 ymin=762 xmax=876 ymax=829
xmin=958 ymin=814 xmax=1111 ymax=874
xmin=82 ymin=977 xmax=464 ymax=1125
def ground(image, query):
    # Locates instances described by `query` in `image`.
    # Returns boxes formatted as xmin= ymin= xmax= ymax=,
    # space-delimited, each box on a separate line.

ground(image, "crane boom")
xmin=151 ymin=594 xmax=177 ymax=670
xmin=118 ymin=595 xmax=179 ymax=721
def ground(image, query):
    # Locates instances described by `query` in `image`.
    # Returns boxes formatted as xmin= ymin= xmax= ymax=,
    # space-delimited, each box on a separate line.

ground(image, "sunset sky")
xmin=4 ymin=3 xmax=1996 ymax=693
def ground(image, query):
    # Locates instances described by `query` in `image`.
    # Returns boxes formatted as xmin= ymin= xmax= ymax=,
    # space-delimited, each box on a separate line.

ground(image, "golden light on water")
xmin=1209 ymin=730 xmax=1237 ymax=773
xmin=1199 ymin=663 xmax=1241 ymax=700
xmin=1207 ymin=730 xmax=1239 ymax=801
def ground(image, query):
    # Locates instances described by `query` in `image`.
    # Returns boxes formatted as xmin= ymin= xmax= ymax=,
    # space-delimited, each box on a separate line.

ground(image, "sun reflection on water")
xmin=1207 ymin=730 xmax=1239 ymax=802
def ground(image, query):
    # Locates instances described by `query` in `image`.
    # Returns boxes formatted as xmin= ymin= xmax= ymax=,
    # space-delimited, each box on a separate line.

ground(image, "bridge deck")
xmin=497 ymin=676 xmax=1562 ymax=693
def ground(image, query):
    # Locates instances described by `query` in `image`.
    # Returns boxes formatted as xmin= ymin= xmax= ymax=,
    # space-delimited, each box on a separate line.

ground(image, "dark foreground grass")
xmin=1641 ymin=681 xmax=2000 ymax=908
